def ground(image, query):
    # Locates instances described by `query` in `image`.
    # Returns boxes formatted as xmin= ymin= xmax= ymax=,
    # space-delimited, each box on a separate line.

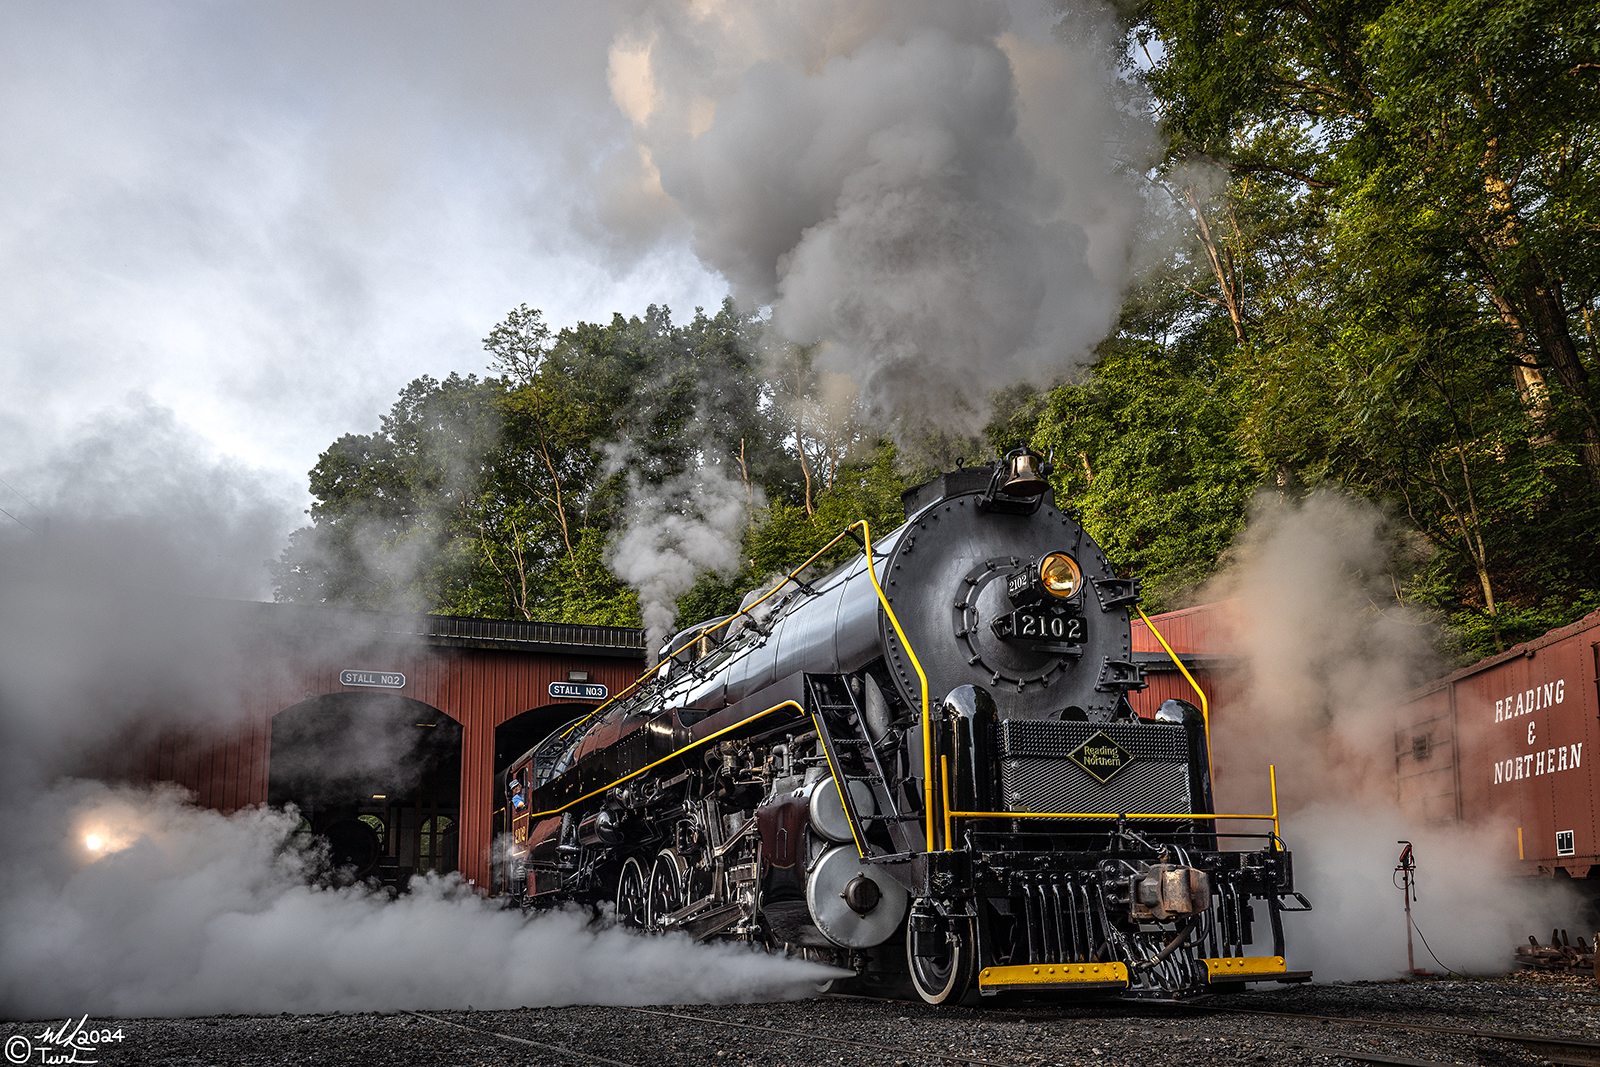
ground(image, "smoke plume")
xmin=1199 ymin=491 xmax=1583 ymax=978
xmin=0 ymin=413 xmax=831 ymax=1020
xmin=2 ymin=782 xmax=830 ymax=1018
xmin=606 ymin=449 xmax=758 ymax=661
xmin=606 ymin=0 xmax=1156 ymax=440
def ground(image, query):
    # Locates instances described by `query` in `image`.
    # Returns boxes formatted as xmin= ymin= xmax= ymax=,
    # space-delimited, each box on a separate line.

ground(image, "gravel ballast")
xmin=4 ymin=973 xmax=1598 ymax=1066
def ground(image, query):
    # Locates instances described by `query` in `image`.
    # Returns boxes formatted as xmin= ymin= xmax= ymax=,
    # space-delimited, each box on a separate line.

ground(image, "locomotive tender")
xmin=504 ymin=451 xmax=1311 ymax=1002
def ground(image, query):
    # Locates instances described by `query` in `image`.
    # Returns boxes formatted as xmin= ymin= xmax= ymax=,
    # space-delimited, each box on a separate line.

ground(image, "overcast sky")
xmin=0 ymin=2 xmax=726 ymax=528
xmin=0 ymin=1 xmax=1155 ymax=596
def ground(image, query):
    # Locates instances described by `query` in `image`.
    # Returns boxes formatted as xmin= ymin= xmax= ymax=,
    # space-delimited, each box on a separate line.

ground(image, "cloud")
xmin=608 ymin=0 xmax=1158 ymax=439
xmin=1198 ymin=492 xmax=1582 ymax=978
xmin=606 ymin=450 xmax=759 ymax=661
xmin=0 ymin=400 xmax=829 ymax=1020
xmin=0 ymin=1 xmax=727 ymax=489
xmin=1 ymin=782 xmax=833 ymax=1019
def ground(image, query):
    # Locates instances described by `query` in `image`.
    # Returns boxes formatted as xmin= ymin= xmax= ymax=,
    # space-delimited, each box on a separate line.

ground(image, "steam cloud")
xmin=606 ymin=0 xmax=1155 ymax=439
xmin=2 ymin=783 xmax=827 ymax=1018
xmin=0 ymin=415 xmax=830 ymax=1021
xmin=1200 ymin=492 xmax=1582 ymax=978
xmin=606 ymin=449 xmax=759 ymax=661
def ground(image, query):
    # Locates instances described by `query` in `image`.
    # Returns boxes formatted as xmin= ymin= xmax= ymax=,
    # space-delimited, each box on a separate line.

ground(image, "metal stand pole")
xmin=1396 ymin=841 xmax=1430 ymax=976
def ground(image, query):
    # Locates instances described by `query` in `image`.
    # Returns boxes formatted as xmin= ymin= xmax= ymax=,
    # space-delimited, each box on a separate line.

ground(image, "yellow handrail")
xmin=946 ymin=809 xmax=1278 ymax=823
xmin=532 ymin=518 xmax=1282 ymax=862
xmin=536 ymin=517 xmax=935 ymax=848
xmin=852 ymin=518 xmax=936 ymax=852
xmin=558 ymin=526 xmax=861 ymax=740
xmin=812 ymin=708 xmax=868 ymax=860
xmin=1136 ymin=606 xmax=1214 ymax=785
xmin=1270 ymin=763 xmax=1279 ymax=838
xmin=528 ymin=700 xmax=802 ymax=820
xmin=940 ymin=756 xmax=1284 ymax=835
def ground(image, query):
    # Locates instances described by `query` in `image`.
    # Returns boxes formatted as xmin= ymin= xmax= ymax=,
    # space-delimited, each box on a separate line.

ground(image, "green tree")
xmin=1096 ymin=0 xmax=1600 ymax=657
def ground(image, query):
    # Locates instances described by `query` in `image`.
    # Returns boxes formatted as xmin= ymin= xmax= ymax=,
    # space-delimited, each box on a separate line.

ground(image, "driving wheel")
xmin=646 ymin=849 xmax=687 ymax=931
xmin=907 ymin=910 xmax=976 ymax=1005
xmin=615 ymin=856 xmax=647 ymax=928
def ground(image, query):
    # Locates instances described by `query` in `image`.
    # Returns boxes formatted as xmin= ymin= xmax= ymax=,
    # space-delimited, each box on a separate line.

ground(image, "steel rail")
xmin=825 ymin=989 xmax=1600 ymax=1065
xmin=402 ymin=1010 xmax=639 ymax=1067
xmin=620 ymin=1006 xmax=1020 ymax=1067
xmin=1172 ymin=1003 xmax=1600 ymax=1066
xmin=707 ymin=1004 xmax=1465 ymax=1067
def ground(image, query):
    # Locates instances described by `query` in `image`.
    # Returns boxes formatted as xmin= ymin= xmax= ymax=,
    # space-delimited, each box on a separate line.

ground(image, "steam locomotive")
xmin=503 ymin=451 xmax=1311 ymax=1002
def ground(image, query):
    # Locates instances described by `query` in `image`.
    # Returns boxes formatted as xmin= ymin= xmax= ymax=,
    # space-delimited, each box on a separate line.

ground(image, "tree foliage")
xmin=271 ymin=301 xmax=908 ymax=635
xmin=277 ymin=0 xmax=1599 ymax=663
xmin=1098 ymin=0 xmax=1600 ymax=655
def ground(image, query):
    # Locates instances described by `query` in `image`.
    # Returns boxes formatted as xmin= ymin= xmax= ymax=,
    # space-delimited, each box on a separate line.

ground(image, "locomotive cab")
xmin=505 ymin=452 xmax=1311 ymax=1002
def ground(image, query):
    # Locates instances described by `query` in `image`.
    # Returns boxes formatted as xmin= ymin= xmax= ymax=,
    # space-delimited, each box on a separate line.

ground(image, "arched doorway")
xmin=269 ymin=693 xmax=463 ymax=889
xmin=490 ymin=702 xmax=595 ymax=894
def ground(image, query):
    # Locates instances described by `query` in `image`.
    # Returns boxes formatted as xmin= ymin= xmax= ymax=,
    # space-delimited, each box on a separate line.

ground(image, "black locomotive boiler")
xmin=503 ymin=451 xmax=1311 ymax=1002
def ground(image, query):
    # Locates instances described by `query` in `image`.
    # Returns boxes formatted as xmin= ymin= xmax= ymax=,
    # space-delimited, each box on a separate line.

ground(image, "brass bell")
xmin=999 ymin=450 xmax=1048 ymax=497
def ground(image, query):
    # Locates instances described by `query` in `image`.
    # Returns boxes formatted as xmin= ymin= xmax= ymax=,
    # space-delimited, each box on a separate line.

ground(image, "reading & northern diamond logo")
xmin=1067 ymin=731 xmax=1134 ymax=784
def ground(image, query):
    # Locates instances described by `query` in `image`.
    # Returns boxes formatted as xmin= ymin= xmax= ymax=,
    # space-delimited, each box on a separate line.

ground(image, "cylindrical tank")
xmin=646 ymin=474 xmax=1139 ymax=727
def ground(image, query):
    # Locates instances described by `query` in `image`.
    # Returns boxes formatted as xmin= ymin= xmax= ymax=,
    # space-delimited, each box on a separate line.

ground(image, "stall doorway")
xmin=269 ymin=693 xmax=462 ymax=889
xmin=489 ymin=702 xmax=593 ymax=893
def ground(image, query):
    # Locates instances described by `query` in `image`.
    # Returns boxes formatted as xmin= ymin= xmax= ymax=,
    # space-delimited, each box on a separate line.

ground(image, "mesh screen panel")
xmin=995 ymin=719 xmax=1191 ymax=815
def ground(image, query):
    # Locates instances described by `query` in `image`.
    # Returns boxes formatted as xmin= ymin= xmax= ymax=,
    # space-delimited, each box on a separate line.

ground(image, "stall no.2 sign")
xmin=340 ymin=670 xmax=406 ymax=689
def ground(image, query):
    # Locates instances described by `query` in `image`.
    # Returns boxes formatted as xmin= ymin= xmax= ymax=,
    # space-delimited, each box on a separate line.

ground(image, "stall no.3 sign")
xmin=549 ymin=681 xmax=608 ymax=701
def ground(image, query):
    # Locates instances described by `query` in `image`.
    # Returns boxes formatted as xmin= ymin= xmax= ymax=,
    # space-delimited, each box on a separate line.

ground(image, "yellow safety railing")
xmin=535 ymin=519 xmax=1275 ymax=861
xmin=810 ymin=707 xmax=868 ymax=860
xmin=941 ymin=763 xmax=1282 ymax=842
xmin=536 ymin=517 xmax=937 ymax=849
xmin=1136 ymin=606 xmax=1214 ymax=785
xmin=556 ymin=525 xmax=866 ymax=741
xmin=852 ymin=519 xmax=935 ymax=852
xmin=528 ymin=701 xmax=803 ymax=820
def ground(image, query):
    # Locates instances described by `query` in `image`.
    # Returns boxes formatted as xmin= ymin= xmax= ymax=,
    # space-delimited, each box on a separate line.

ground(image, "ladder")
xmin=804 ymin=674 xmax=920 ymax=859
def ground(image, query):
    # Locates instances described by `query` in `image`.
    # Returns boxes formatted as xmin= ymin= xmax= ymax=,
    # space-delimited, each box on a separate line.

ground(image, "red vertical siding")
xmin=126 ymin=635 xmax=644 ymax=891
xmin=1130 ymin=600 xmax=1241 ymax=655
xmin=1396 ymin=609 xmax=1600 ymax=875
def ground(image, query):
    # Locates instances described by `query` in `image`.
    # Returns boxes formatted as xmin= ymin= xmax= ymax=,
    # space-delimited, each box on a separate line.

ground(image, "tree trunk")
xmin=1180 ymin=185 xmax=1248 ymax=346
xmin=796 ymin=411 xmax=815 ymax=516
xmin=738 ymin=438 xmax=754 ymax=528
xmin=1486 ymin=289 xmax=1556 ymax=442
xmin=1481 ymin=159 xmax=1600 ymax=488
xmin=1519 ymin=263 xmax=1600 ymax=489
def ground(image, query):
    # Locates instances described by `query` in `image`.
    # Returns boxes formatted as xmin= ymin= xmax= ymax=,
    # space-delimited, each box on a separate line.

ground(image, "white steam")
xmin=0 ymin=416 xmax=829 ymax=1020
xmin=1202 ymin=492 xmax=1583 ymax=978
xmin=607 ymin=0 xmax=1155 ymax=437
xmin=606 ymin=452 xmax=759 ymax=661
xmin=1 ymin=782 xmax=833 ymax=1019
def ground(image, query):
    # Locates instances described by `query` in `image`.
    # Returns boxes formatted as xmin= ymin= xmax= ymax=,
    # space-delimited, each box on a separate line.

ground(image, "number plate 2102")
xmin=993 ymin=610 xmax=1084 ymax=643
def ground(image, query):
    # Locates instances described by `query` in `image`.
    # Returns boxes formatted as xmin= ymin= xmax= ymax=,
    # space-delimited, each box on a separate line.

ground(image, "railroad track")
xmin=832 ymin=991 xmax=1600 ymax=1066
xmin=401 ymin=1010 xmax=639 ymax=1067
xmin=405 ymin=1006 xmax=1020 ymax=1067
xmin=405 ymin=999 xmax=1600 ymax=1067
xmin=1172 ymin=1003 xmax=1600 ymax=1066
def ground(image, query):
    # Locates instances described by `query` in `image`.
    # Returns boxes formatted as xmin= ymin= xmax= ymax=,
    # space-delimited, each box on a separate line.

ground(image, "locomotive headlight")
xmin=1039 ymin=553 xmax=1083 ymax=598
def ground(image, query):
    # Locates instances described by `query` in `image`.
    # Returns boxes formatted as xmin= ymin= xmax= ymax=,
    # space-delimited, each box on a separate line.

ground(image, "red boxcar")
xmin=1394 ymin=609 xmax=1600 ymax=876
